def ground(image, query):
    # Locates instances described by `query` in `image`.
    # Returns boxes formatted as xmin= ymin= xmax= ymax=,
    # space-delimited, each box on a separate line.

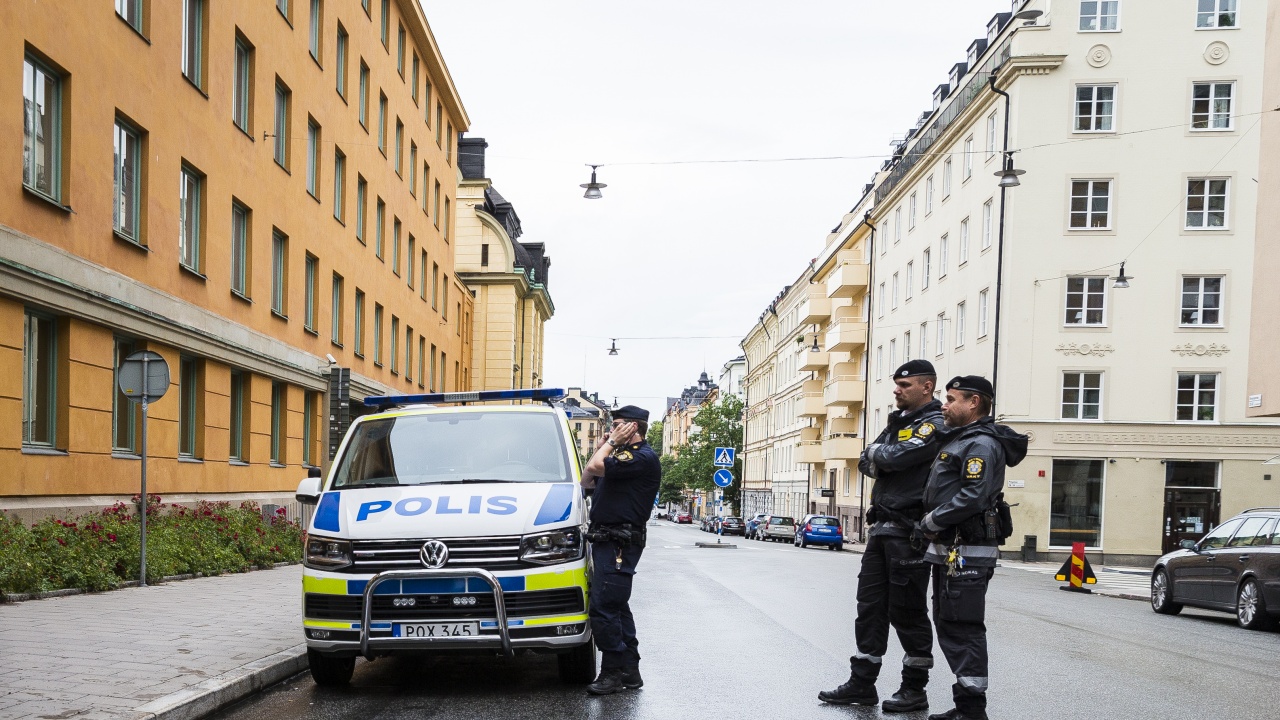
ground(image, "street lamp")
xmin=1112 ymin=262 xmax=1132 ymax=289
xmin=580 ymin=165 xmax=606 ymax=200
xmin=1013 ymin=8 xmax=1043 ymax=24
xmin=994 ymin=151 xmax=1025 ymax=188
xmin=607 ymin=339 xmax=619 ymax=356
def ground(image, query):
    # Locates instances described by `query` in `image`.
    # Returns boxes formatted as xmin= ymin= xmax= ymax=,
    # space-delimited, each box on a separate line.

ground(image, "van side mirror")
xmin=296 ymin=476 xmax=322 ymax=505
xmin=308 ymin=466 xmax=322 ymax=478
xmin=1179 ymin=539 xmax=1198 ymax=551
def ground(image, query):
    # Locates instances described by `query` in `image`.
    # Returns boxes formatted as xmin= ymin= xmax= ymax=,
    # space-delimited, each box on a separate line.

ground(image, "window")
xmin=378 ymin=93 xmax=387 ymax=154
xmin=1079 ymin=0 xmax=1119 ymax=31
xmin=270 ymin=382 xmax=285 ymax=464
xmin=397 ymin=23 xmax=405 ymax=76
xmin=179 ymin=356 xmax=200 ymax=458
xmin=353 ymin=289 xmax=365 ymax=356
xmin=394 ymin=119 xmax=403 ymax=175
xmin=231 ymin=202 xmax=249 ymax=296
xmin=920 ymin=322 xmax=928 ymax=358
xmin=1069 ymin=180 xmax=1111 ymax=229
xmin=380 ymin=0 xmax=390 ymax=49
xmin=959 ymin=219 xmax=970 ymax=264
xmin=1181 ymin=276 xmax=1223 ymax=326
xmin=335 ymin=25 xmax=347 ymax=98
xmin=405 ymin=325 xmax=413 ymax=378
xmin=407 ymin=235 xmax=415 ymax=287
xmin=355 ymin=176 xmax=367 ymax=242
xmin=963 ymin=136 xmax=973 ymax=179
xmin=481 ymin=244 xmax=489 ymax=267
xmin=922 ymin=248 xmax=931 ymax=289
xmin=925 ymin=176 xmax=934 ymax=214
xmin=889 ymin=339 xmax=896 ymax=369
xmin=179 ymin=165 xmax=203 ymax=273
xmin=116 ymin=0 xmax=143 ymax=32
xmin=942 ymin=158 xmax=953 ymax=197
xmin=939 ymin=235 xmax=949 ymax=277
xmin=419 ymin=250 xmax=427 ymax=300
xmin=1191 ymin=82 xmax=1234 ymax=130
xmin=304 ymin=254 xmax=318 ymax=332
xmin=430 ymin=344 xmax=437 ymax=390
xmin=373 ymin=303 xmax=384 ymax=365
xmin=22 ymin=311 xmax=58 ymax=447
xmin=879 ymin=222 xmax=887 ymax=255
xmin=982 ymin=200 xmax=993 ymax=249
xmin=277 ymin=0 xmax=288 ymax=20
xmin=935 ymin=313 xmax=946 ymax=356
xmin=443 ymin=198 xmax=450 ymax=239
xmin=978 ymin=288 xmax=989 ymax=337
xmin=112 ymin=338 xmax=139 ymax=453
xmin=358 ymin=62 xmax=369 ymax=128
xmin=409 ymin=143 xmax=417 ymax=195
xmin=903 ymin=331 xmax=911 ymax=362
xmin=433 ymin=181 xmax=441 ymax=226
xmin=1062 ymin=372 xmax=1102 ymax=420
xmin=392 ymin=218 xmax=401 ymax=275
xmin=894 ymin=207 xmax=902 ymax=243
xmin=390 ymin=316 xmax=400 ymax=373
xmin=1197 ymin=0 xmax=1237 ymax=28
xmin=1075 ymin=84 xmax=1115 ymax=132
xmin=113 ymin=120 xmax=142 ymax=243
xmin=955 ymin=302 xmax=966 ymax=348
xmin=1166 ymin=460 xmax=1218 ymax=488
xmin=233 ymin=39 xmax=252 ymax=132
xmin=891 ymin=273 xmax=899 ymax=309
xmin=229 ymin=370 xmax=247 ymax=461
xmin=333 ymin=148 xmax=345 ymax=221
xmin=446 ymin=123 xmax=453 ymax=163
xmin=436 ymin=103 xmax=443 ymax=145
xmin=417 ymin=337 xmax=426 ymax=387
xmin=986 ymin=111 xmax=997 ymax=158
xmin=306 ymin=119 xmax=320 ymax=197
xmin=376 ymin=198 xmax=385 ymax=258
xmin=875 ymin=346 xmax=883 ymax=379
xmin=424 ymin=80 xmax=433 ymax=121
xmin=309 ymin=0 xmax=322 ymax=62
xmin=273 ymin=82 xmax=290 ymax=168
xmin=1064 ymin=277 xmax=1106 ymax=326
xmin=1050 ymin=459 xmax=1103 ymax=547
xmin=908 ymin=194 xmax=917 ymax=230
xmin=1186 ymin=178 xmax=1229 ymax=229
xmin=22 ymin=55 xmax=63 ymax=202
xmin=271 ymin=230 xmax=287 ymax=315
xmin=432 ymin=262 xmax=440 ymax=310
xmin=182 ymin=0 xmax=204 ymax=87
xmin=906 ymin=261 xmax=914 ymax=300
xmin=1227 ymin=518 xmax=1274 ymax=548
xmin=303 ymin=392 xmax=317 ymax=466
xmin=1176 ymin=373 xmax=1218 ymax=421
xmin=877 ymin=282 xmax=885 ymax=318
xmin=331 ymin=273 xmax=343 ymax=345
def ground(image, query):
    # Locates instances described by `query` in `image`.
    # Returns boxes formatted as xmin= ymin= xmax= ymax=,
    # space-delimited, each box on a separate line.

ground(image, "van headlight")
xmin=305 ymin=536 xmax=353 ymax=570
xmin=520 ymin=528 xmax=584 ymax=565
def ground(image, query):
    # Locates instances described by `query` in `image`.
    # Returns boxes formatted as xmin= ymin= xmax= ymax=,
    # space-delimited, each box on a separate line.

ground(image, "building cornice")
xmin=398 ymin=0 xmax=470 ymax=131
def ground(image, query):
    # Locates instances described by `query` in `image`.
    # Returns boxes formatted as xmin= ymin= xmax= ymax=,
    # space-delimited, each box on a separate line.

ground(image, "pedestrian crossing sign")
xmin=714 ymin=447 xmax=736 ymax=467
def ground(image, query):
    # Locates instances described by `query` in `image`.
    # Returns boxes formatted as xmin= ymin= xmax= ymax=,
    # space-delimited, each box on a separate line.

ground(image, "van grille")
xmin=349 ymin=536 xmax=523 ymax=573
xmin=305 ymin=587 xmax=585 ymax=621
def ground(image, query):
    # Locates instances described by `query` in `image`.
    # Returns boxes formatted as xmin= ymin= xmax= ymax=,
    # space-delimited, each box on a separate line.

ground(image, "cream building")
xmin=742 ymin=314 xmax=777 ymax=516
xmin=867 ymin=0 xmax=1279 ymax=564
xmin=562 ymin=387 xmax=610 ymax=461
xmin=1247 ymin=0 xmax=1280 ymax=419
xmin=454 ymin=138 xmax=553 ymax=391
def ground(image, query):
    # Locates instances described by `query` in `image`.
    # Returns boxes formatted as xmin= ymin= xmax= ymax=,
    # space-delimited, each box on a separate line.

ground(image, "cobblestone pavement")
xmin=0 ymin=566 xmax=303 ymax=720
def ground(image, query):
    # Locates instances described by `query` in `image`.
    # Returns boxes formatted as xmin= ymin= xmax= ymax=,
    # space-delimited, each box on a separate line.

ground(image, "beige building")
xmin=2 ymin=0 xmax=473 ymax=521
xmin=562 ymin=387 xmax=610 ymax=461
xmin=1247 ymin=0 xmax=1280 ymax=419
xmin=662 ymin=373 xmax=718 ymax=516
xmin=454 ymin=138 xmax=552 ymax=392
xmin=866 ymin=0 xmax=1278 ymax=564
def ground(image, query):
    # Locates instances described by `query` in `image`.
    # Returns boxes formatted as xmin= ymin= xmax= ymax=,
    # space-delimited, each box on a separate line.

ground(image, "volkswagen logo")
xmin=419 ymin=539 xmax=449 ymax=569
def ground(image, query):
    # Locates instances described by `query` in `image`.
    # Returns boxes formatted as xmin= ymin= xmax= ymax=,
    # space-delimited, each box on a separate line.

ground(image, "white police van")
xmin=294 ymin=388 xmax=595 ymax=686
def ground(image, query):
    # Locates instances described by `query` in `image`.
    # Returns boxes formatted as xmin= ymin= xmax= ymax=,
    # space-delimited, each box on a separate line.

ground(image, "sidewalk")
xmin=0 ymin=566 xmax=306 ymax=720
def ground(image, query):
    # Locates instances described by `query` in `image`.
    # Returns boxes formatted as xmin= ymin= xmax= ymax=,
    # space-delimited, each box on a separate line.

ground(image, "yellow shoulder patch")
xmin=917 ymin=422 xmax=936 ymax=438
xmin=964 ymin=457 xmax=985 ymax=478
xmin=897 ymin=428 xmax=915 ymax=441
xmin=614 ymin=450 xmax=634 ymax=462
xmin=939 ymin=452 xmax=950 ymax=460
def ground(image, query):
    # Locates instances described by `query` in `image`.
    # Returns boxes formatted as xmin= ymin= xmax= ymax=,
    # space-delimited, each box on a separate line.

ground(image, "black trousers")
xmin=849 ymin=533 xmax=934 ymax=689
xmin=931 ymin=563 xmax=994 ymax=715
xmin=589 ymin=541 xmax=644 ymax=670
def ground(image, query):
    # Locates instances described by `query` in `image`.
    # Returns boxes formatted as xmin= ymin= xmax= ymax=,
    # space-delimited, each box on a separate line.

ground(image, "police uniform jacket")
xmin=920 ymin=417 xmax=1028 ymax=567
xmin=858 ymin=399 xmax=945 ymax=537
xmin=590 ymin=440 xmax=662 ymax=528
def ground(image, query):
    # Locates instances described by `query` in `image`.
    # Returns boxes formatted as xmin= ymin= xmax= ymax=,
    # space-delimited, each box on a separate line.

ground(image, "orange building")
xmin=1 ymin=0 xmax=472 ymax=521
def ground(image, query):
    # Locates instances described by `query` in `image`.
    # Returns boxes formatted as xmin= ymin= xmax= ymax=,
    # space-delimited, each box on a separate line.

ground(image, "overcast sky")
xmin=421 ymin=0 xmax=1012 ymax=419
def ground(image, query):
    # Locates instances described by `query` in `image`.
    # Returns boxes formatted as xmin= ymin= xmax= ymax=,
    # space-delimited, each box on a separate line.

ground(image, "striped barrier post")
xmin=1054 ymin=541 xmax=1097 ymax=594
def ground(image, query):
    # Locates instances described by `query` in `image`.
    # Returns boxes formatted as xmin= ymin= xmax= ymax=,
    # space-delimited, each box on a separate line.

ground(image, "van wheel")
xmin=307 ymin=648 xmax=355 ymax=686
xmin=558 ymin=639 xmax=597 ymax=684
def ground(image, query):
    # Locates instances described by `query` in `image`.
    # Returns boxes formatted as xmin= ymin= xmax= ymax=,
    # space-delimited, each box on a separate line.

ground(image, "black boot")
xmin=587 ymin=668 xmax=626 ymax=696
xmin=620 ymin=666 xmax=644 ymax=689
xmin=928 ymin=709 xmax=987 ymax=720
xmin=817 ymin=678 xmax=878 ymax=706
xmin=883 ymin=688 xmax=929 ymax=713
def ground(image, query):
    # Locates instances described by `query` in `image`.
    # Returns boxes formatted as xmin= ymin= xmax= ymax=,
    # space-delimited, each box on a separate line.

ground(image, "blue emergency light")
xmin=362 ymin=387 xmax=567 ymax=409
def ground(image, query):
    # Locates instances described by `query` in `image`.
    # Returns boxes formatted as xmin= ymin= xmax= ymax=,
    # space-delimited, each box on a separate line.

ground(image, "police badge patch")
xmin=615 ymin=450 xmax=634 ymax=462
xmin=917 ymin=422 xmax=935 ymax=438
xmin=964 ymin=457 xmax=985 ymax=478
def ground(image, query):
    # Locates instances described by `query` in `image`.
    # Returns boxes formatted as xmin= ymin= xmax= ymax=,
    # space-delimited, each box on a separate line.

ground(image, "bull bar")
xmin=359 ymin=568 xmax=513 ymax=660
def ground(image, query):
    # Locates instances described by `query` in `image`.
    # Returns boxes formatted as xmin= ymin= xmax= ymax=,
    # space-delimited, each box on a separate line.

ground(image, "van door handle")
xmin=1239 ymin=555 xmax=1250 ymax=563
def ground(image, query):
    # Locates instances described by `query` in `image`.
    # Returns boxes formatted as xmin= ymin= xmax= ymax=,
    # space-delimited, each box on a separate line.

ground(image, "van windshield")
xmin=331 ymin=412 xmax=570 ymax=488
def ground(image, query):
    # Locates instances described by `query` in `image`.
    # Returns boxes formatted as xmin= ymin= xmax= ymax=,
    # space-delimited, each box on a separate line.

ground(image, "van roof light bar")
xmin=363 ymin=388 xmax=567 ymax=410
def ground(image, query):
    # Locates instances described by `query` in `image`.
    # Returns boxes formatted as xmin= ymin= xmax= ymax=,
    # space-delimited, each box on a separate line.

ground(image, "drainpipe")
xmin=857 ymin=211 xmax=876 ymax=543
xmin=988 ymin=72 xmax=1013 ymax=416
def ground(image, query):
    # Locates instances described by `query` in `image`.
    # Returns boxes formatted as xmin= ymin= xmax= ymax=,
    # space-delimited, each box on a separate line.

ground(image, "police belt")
xmin=586 ymin=522 xmax=646 ymax=545
xmin=870 ymin=503 xmax=924 ymax=527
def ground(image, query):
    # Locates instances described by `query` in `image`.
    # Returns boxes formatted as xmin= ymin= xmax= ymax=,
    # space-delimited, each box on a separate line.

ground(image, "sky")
xmin=420 ymin=0 xmax=1013 ymax=419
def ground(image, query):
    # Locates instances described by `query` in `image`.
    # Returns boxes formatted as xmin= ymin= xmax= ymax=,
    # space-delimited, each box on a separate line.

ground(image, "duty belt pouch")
xmin=866 ymin=506 xmax=879 ymax=525
xmin=956 ymin=514 xmax=987 ymax=543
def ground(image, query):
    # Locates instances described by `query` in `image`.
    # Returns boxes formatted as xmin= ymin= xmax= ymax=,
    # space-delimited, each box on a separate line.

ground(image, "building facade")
xmin=562 ymin=387 xmax=610 ymax=462
xmin=718 ymin=355 xmax=746 ymax=400
xmin=1247 ymin=0 xmax=1280 ymax=419
xmin=4 ymin=0 xmax=472 ymax=521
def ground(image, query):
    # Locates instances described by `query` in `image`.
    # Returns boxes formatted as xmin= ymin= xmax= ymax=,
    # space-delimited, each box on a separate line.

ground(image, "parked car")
xmin=674 ymin=511 xmax=693 ymax=524
xmin=795 ymin=514 xmax=844 ymax=550
xmin=719 ymin=517 xmax=745 ymax=536
xmin=1151 ymin=507 xmax=1280 ymax=630
xmin=758 ymin=515 xmax=796 ymax=542
xmin=745 ymin=513 xmax=768 ymax=538
xmin=701 ymin=516 xmax=723 ymax=532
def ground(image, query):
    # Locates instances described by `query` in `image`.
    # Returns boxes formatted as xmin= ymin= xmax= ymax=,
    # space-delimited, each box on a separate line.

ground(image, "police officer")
xmin=915 ymin=376 xmax=1027 ymax=720
xmin=580 ymin=405 xmax=661 ymax=695
xmin=820 ymin=359 xmax=943 ymax=712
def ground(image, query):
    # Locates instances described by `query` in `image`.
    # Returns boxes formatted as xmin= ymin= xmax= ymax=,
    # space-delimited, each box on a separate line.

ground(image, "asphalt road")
xmin=213 ymin=523 xmax=1280 ymax=720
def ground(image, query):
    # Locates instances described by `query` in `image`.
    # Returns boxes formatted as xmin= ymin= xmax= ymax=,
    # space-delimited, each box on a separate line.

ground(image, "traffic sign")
xmin=714 ymin=447 xmax=736 ymax=467
xmin=713 ymin=469 xmax=733 ymax=487
xmin=117 ymin=351 xmax=170 ymax=401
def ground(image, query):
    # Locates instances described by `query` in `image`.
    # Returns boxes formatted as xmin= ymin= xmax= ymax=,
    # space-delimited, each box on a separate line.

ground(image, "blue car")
xmin=795 ymin=514 xmax=844 ymax=550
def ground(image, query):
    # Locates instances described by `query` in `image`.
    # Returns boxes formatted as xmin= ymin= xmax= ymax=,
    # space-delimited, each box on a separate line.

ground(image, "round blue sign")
xmin=713 ymin=469 xmax=733 ymax=488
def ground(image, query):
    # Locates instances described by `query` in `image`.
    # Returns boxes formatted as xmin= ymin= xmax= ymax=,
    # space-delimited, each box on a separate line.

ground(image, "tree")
xmin=657 ymin=454 xmax=683 ymax=505
xmin=647 ymin=421 xmax=664 ymax=455
xmin=662 ymin=395 xmax=745 ymax=515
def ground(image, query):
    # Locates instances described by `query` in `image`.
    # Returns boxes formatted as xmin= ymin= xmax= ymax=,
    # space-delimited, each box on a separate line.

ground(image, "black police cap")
xmin=946 ymin=375 xmax=995 ymax=400
xmin=613 ymin=405 xmax=649 ymax=422
xmin=893 ymin=359 xmax=936 ymax=379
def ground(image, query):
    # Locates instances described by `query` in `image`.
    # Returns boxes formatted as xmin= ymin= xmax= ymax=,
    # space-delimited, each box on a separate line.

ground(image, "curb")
xmin=1 ymin=562 xmax=300 ymax=604
xmin=129 ymin=644 xmax=308 ymax=720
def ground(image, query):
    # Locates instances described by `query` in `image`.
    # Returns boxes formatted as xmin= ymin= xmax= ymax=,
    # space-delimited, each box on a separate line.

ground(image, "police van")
xmin=294 ymin=388 xmax=595 ymax=686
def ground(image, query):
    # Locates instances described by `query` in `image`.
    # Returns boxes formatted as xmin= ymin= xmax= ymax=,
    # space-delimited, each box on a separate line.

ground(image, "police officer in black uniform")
xmin=580 ymin=405 xmax=661 ymax=695
xmin=915 ymin=376 xmax=1027 ymax=720
xmin=820 ymin=359 xmax=943 ymax=712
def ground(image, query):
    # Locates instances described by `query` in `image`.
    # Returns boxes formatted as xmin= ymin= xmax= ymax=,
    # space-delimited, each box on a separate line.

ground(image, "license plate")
xmin=817 ymin=528 xmax=831 ymax=533
xmin=396 ymin=622 xmax=479 ymax=638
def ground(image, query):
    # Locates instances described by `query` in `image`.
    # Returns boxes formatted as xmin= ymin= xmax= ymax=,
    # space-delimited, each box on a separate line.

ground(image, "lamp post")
xmin=580 ymin=165 xmax=606 ymax=199
xmin=987 ymin=74 xmax=1024 ymax=415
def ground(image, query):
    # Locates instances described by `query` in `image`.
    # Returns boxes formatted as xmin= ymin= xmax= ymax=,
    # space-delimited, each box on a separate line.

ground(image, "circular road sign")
xmin=713 ymin=469 xmax=733 ymax=488
xmin=117 ymin=351 xmax=170 ymax=401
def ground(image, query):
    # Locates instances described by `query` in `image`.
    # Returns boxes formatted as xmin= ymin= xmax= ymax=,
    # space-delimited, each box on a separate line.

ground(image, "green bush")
xmin=0 ymin=496 xmax=302 ymax=596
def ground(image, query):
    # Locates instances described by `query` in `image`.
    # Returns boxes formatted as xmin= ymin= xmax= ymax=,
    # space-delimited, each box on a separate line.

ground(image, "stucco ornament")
xmin=1056 ymin=343 xmax=1115 ymax=357
xmin=1204 ymin=41 xmax=1230 ymax=66
xmin=1087 ymin=44 xmax=1112 ymax=68
xmin=1171 ymin=343 xmax=1230 ymax=357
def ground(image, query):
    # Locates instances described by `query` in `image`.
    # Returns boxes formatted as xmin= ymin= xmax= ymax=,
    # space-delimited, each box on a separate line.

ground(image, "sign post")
xmin=117 ymin=351 xmax=170 ymax=587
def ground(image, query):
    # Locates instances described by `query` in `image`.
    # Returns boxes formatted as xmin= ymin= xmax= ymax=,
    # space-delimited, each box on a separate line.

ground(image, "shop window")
xmin=1050 ymin=459 xmax=1103 ymax=547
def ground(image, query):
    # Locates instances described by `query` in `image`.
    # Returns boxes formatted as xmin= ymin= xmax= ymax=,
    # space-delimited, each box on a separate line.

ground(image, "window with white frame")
xmin=880 ymin=222 xmax=888 ymax=254
xmin=113 ymin=120 xmax=142 ymax=243
xmin=1186 ymin=178 xmax=1228 ymax=229
xmin=919 ymin=322 xmax=928 ymax=358
xmin=959 ymin=219 xmax=970 ymax=264
xmin=1176 ymin=373 xmax=1218 ymax=421
xmin=922 ymin=248 xmax=931 ymax=289
xmin=955 ymin=302 xmax=966 ymax=348
xmin=926 ymin=175 xmax=934 ymax=214
xmin=978 ymin=289 xmax=989 ymax=337
xmin=939 ymin=235 xmax=949 ymax=277
xmin=903 ymin=331 xmax=912 ymax=362
xmin=1079 ymin=0 xmax=1119 ymax=31
xmin=1180 ymin=276 xmax=1223 ymax=325
xmin=986 ymin=112 xmax=997 ymax=159
xmin=909 ymin=193 xmax=917 ymax=230
xmin=1065 ymin=277 xmax=1107 ymax=325
xmin=943 ymin=158 xmax=953 ymax=197
xmin=1075 ymin=84 xmax=1116 ymax=132
xmin=906 ymin=261 xmax=914 ymax=300
xmin=875 ymin=345 xmax=883 ymax=379
xmin=309 ymin=0 xmax=322 ymax=61
xmin=1062 ymin=372 xmax=1102 ymax=420
xmin=1191 ymin=82 xmax=1234 ymax=130
xmin=234 ymin=39 xmax=252 ymax=132
xmin=877 ymin=282 xmax=886 ymax=317
xmin=935 ymin=313 xmax=946 ymax=355
xmin=116 ymin=0 xmax=143 ymax=32
xmin=982 ymin=200 xmax=993 ymax=249
xmin=892 ymin=273 xmax=899 ymax=309
xmin=895 ymin=207 xmax=902 ymax=243
xmin=179 ymin=165 xmax=203 ymax=272
xmin=963 ymin=136 xmax=974 ymax=179
xmin=1196 ymin=0 xmax=1237 ymax=28
xmin=889 ymin=338 xmax=896 ymax=369
xmin=1070 ymin=180 xmax=1112 ymax=229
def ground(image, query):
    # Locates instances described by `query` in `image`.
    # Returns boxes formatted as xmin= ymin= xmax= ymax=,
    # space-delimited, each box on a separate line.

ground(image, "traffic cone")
xmin=1054 ymin=542 xmax=1097 ymax=593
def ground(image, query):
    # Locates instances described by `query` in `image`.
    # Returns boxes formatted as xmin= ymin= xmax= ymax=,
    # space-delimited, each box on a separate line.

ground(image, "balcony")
xmin=799 ymin=350 xmax=829 ymax=372
xmin=826 ymin=258 xmax=870 ymax=299
xmin=796 ymin=430 xmax=824 ymax=464
xmin=798 ymin=285 xmax=831 ymax=325
xmin=796 ymin=380 xmax=825 ymax=418
xmin=826 ymin=307 xmax=868 ymax=353
xmin=823 ymin=375 xmax=866 ymax=407
xmin=822 ymin=433 xmax=862 ymax=461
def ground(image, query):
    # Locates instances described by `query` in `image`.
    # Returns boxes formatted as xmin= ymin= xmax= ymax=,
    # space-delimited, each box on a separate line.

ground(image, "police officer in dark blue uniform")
xmin=821 ymin=360 xmax=943 ymax=713
xmin=915 ymin=376 xmax=1027 ymax=720
xmin=581 ymin=405 xmax=661 ymax=695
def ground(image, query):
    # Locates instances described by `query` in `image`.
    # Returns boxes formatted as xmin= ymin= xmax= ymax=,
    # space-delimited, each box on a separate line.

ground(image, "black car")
xmin=719 ymin=517 xmax=744 ymax=536
xmin=1151 ymin=507 xmax=1280 ymax=630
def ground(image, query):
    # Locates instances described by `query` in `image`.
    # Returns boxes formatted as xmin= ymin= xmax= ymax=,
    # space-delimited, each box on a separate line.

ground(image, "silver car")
xmin=758 ymin=515 xmax=796 ymax=542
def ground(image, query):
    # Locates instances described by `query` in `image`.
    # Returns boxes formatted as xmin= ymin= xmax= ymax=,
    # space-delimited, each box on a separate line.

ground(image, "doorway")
xmin=1162 ymin=460 xmax=1221 ymax=554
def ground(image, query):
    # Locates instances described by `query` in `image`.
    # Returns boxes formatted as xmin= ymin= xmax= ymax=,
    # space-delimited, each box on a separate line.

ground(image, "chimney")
xmin=458 ymin=137 xmax=488 ymax=180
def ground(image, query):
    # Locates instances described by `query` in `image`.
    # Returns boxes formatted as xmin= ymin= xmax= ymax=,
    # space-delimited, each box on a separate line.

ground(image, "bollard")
xmin=1054 ymin=541 xmax=1097 ymax=593
xmin=1021 ymin=534 xmax=1037 ymax=563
